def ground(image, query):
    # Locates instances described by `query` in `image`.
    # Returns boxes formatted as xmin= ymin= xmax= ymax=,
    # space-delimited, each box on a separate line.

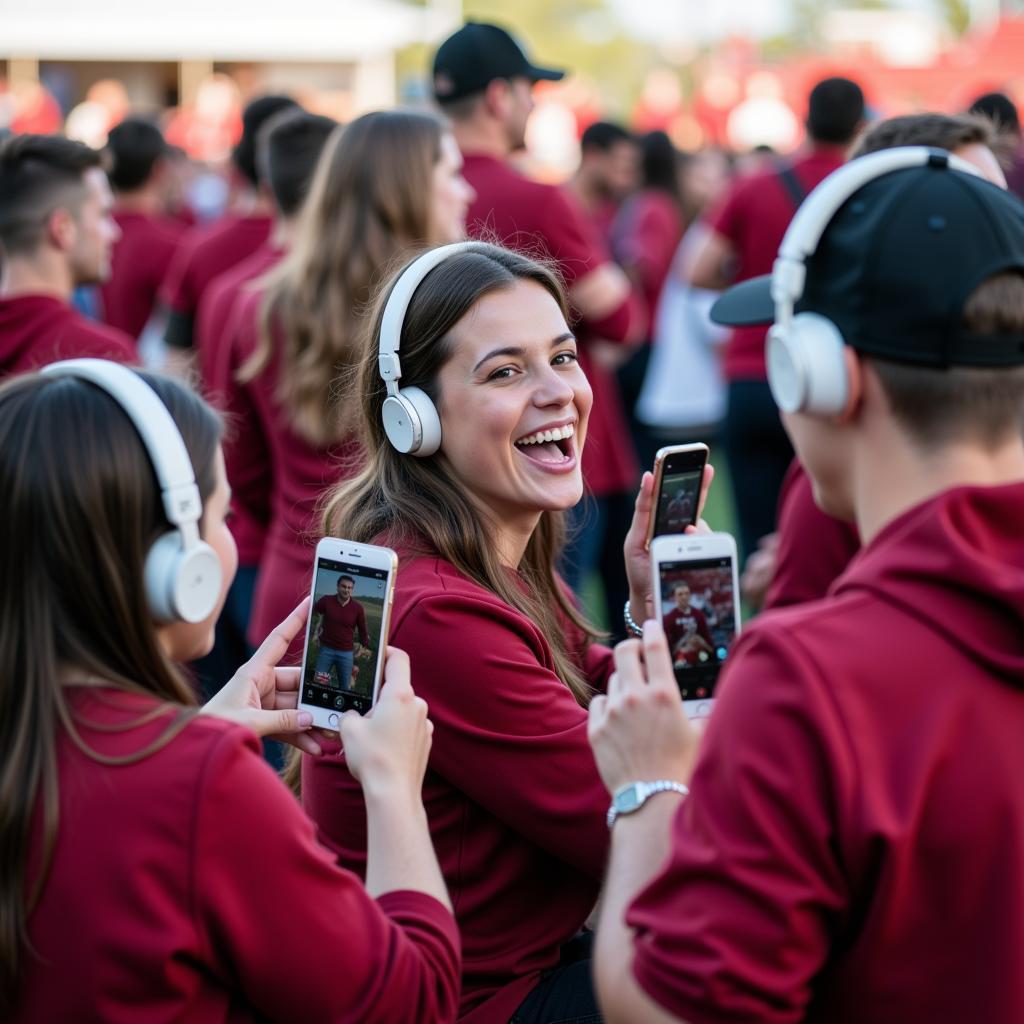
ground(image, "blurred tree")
xmin=935 ymin=0 xmax=972 ymax=35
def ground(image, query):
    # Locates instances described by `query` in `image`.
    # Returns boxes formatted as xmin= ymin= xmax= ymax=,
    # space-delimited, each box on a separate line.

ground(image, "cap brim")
xmin=527 ymin=64 xmax=565 ymax=82
xmin=709 ymin=274 xmax=775 ymax=327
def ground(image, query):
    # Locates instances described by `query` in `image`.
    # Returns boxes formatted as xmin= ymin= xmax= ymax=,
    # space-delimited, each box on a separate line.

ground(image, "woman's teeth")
xmin=514 ymin=423 xmax=574 ymax=447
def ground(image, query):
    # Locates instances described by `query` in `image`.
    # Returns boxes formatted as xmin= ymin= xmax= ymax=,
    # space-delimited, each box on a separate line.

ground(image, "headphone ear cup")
xmin=144 ymin=532 xmax=223 ymax=624
xmin=767 ymin=313 xmax=849 ymax=416
xmin=382 ymin=386 xmax=441 ymax=457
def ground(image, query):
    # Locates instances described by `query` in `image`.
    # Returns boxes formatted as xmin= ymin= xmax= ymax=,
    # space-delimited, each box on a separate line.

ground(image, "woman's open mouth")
xmin=513 ymin=423 xmax=576 ymax=467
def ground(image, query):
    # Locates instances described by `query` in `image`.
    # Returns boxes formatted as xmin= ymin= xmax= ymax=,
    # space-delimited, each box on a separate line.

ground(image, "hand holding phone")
xmin=339 ymin=647 xmax=433 ymax=802
xmin=298 ymin=538 xmax=398 ymax=730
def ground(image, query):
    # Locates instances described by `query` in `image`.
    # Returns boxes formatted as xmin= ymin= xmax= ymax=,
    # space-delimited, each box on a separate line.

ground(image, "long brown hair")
xmin=0 ymin=370 xmax=221 ymax=1011
xmin=240 ymin=109 xmax=447 ymax=445
xmin=323 ymin=242 xmax=599 ymax=705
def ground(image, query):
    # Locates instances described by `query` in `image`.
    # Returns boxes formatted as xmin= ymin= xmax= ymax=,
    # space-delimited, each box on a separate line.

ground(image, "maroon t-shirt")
xmin=0 ymin=294 xmax=135 ymax=375
xmin=707 ymin=146 xmax=846 ymax=381
xmin=160 ymin=213 xmax=273 ymax=330
xmin=314 ymin=594 xmax=369 ymax=651
xmin=223 ymin=289 xmax=363 ymax=653
xmin=462 ymin=152 xmax=639 ymax=495
xmin=662 ymin=604 xmax=713 ymax=664
xmin=198 ymin=246 xmax=283 ymax=567
xmin=628 ymin=482 xmax=1024 ymax=1023
xmin=765 ymin=458 xmax=861 ymax=610
xmin=16 ymin=688 xmax=460 ymax=1022
xmin=304 ymin=550 xmax=615 ymax=1022
xmin=100 ymin=210 xmax=183 ymax=338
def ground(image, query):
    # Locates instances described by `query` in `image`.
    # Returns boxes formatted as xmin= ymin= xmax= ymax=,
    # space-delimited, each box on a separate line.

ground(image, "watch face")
xmin=616 ymin=783 xmax=643 ymax=813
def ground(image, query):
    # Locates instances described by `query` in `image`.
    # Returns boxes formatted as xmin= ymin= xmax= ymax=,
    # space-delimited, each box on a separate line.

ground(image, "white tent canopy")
xmin=0 ymin=0 xmax=457 ymax=61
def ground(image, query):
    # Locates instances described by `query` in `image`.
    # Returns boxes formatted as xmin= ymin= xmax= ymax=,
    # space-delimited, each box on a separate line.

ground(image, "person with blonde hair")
xmin=223 ymin=108 xmax=474 ymax=655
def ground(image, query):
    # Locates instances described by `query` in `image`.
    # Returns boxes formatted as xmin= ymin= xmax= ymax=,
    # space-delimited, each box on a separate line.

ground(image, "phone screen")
xmin=653 ymin=449 xmax=706 ymax=537
xmin=657 ymin=556 xmax=737 ymax=702
xmin=301 ymin=557 xmax=390 ymax=715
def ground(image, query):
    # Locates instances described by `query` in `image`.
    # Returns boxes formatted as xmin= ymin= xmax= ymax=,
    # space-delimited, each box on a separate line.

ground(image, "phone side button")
xmin=327 ymin=712 xmax=339 ymax=728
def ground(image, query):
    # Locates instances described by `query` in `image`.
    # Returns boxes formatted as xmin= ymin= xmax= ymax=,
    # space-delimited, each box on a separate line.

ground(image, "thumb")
xmin=247 ymin=707 xmax=313 ymax=738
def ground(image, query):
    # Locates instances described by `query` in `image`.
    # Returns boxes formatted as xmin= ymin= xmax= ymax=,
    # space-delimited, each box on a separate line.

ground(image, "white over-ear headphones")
xmin=768 ymin=146 xmax=983 ymax=415
xmin=378 ymin=241 xmax=478 ymax=455
xmin=41 ymin=359 xmax=223 ymax=624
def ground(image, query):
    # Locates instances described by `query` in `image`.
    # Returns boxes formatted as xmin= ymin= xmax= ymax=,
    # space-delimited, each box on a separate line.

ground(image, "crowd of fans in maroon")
xmin=4 ymin=16 xmax=1024 ymax=1024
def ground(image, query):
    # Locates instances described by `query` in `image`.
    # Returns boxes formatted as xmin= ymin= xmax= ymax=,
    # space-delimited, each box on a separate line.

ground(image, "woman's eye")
xmin=487 ymin=366 xmax=516 ymax=381
xmin=553 ymin=351 xmax=578 ymax=366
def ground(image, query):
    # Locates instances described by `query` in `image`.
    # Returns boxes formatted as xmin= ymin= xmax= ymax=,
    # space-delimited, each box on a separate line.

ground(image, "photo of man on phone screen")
xmin=312 ymin=575 xmax=372 ymax=692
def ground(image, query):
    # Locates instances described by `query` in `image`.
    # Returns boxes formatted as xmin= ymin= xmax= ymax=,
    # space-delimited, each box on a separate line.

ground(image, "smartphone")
xmin=297 ymin=538 xmax=398 ymax=730
xmin=649 ymin=532 xmax=741 ymax=718
xmin=646 ymin=443 xmax=710 ymax=547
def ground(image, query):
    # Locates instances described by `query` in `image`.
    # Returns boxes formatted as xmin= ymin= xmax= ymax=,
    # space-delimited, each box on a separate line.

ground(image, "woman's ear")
xmin=835 ymin=346 xmax=863 ymax=424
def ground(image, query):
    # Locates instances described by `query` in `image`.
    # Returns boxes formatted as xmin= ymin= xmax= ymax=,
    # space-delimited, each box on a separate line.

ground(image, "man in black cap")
xmin=587 ymin=150 xmax=1024 ymax=1023
xmin=434 ymin=22 xmax=646 ymax=639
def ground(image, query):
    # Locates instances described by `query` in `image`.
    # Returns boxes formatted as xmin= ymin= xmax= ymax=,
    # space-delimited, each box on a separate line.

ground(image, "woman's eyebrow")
xmin=472 ymin=334 xmax=576 ymax=373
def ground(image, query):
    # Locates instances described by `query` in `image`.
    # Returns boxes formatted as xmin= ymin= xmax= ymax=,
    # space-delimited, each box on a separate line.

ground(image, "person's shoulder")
xmin=62 ymin=311 xmax=136 ymax=361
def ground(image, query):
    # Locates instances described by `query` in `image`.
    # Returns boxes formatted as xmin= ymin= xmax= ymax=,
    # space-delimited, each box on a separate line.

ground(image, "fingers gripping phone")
xmin=646 ymin=443 xmax=709 ymax=547
xmin=650 ymin=532 xmax=741 ymax=718
xmin=298 ymin=538 xmax=398 ymax=730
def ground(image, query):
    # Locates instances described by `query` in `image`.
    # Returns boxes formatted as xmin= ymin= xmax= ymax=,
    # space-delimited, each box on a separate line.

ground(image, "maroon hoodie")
xmin=0 ymin=294 xmax=135 ymax=376
xmin=628 ymin=482 xmax=1024 ymax=1023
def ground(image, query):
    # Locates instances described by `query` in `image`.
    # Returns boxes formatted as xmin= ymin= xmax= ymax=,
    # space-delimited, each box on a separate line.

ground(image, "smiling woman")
xmin=303 ymin=242 xmax=619 ymax=1023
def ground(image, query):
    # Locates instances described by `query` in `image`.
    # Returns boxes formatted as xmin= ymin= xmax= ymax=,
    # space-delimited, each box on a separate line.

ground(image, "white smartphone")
xmin=649 ymin=532 xmax=741 ymax=719
xmin=297 ymin=537 xmax=398 ymax=730
xmin=645 ymin=442 xmax=710 ymax=548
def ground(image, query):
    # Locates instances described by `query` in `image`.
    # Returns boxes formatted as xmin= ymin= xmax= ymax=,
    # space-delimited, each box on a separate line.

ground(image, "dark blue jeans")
xmin=509 ymin=933 xmax=602 ymax=1024
xmin=723 ymin=380 xmax=793 ymax=560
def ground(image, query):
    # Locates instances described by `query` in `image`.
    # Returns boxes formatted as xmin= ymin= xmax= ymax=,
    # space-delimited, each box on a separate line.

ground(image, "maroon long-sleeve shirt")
xmin=304 ymin=550 xmax=614 ymax=1022
xmin=16 ymin=688 xmax=460 ymax=1022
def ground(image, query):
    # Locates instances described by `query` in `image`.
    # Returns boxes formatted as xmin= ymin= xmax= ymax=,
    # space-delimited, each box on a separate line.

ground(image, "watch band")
xmin=607 ymin=779 xmax=690 ymax=828
xmin=623 ymin=600 xmax=644 ymax=638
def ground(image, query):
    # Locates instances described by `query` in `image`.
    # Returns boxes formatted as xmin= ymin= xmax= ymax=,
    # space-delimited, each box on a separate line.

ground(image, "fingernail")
xmin=297 ymin=712 xmax=313 ymax=728
xmin=643 ymin=619 xmax=658 ymax=633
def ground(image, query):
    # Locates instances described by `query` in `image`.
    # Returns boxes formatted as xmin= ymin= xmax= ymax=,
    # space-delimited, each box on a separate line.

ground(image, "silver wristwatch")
xmin=607 ymin=780 xmax=689 ymax=828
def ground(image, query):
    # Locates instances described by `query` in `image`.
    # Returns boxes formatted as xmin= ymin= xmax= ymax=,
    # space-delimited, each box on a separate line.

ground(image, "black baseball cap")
xmin=712 ymin=151 xmax=1024 ymax=367
xmin=433 ymin=22 xmax=565 ymax=103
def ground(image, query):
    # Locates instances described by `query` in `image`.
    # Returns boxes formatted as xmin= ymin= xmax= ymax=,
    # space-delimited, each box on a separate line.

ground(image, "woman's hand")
xmin=623 ymin=464 xmax=716 ymax=621
xmin=339 ymin=648 xmax=433 ymax=805
xmin=201 ymin=599 xmax=328 ymax=756
xmin=588 ymin=620 xmax=701 ymax=795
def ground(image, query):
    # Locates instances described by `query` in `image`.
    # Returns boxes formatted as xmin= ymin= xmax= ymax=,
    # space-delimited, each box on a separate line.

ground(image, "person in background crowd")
xmin=742 ymin=112 xmax=1007 ymax=612
xmin=689 ymin=76 xmax=865 ymax=559
xmin=568 ymin=120 xmax=639 ymax=243
xmin=0 ymin=134 xmax=134 ymax=374
xmin=968 ymin=90 xmax=1024 ymax=199
xmin=611 ymin=130 xmax=686 ymax=469
xmin=305 ymin=241 xmax=700 ymax=1024
xmin=100 ymin=118 xmax=184 ymax=342
xmin=225 ymin=109 xmax=473 ymax=660
xmin=2 ymin=366 xmax=459 ymax=1022
xmin=191 ymin=110 xmax=337 ymax=710
xmin=433 ymin=21 xmax=646 ymax=633
xmin=160 ymin=94 xmax=299 ymax=356
xmin=635 ymin=148 xmax=732 ymax=448
xmin=589 ymin=152 xmax=1024 ymax=1024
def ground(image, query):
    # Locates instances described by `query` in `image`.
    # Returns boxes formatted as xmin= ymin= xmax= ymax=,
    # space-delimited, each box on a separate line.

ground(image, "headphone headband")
xmin=378 ymin=242 xmax=477 ymax=395
xmin=772 ymin=147 xmax=984 ymax=314
xmin=41 ymin=359 xmax=203 ymax=540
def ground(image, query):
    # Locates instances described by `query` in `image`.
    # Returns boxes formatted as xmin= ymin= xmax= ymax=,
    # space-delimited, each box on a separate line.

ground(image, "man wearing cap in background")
xmin=100 ymin=118 xmax=184 ymax=341
xmin=587 ymin=148 xmax=1024 ymax=1022
xmin=159 ymin=93 xmax=299 ymax=357
xmin=689 ymin=77 xmax=865 ymax=562
xmin=433 ymin=22 xmax=646 ymax=633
